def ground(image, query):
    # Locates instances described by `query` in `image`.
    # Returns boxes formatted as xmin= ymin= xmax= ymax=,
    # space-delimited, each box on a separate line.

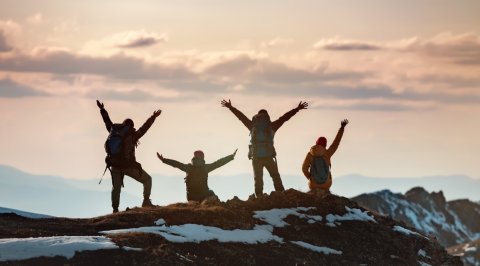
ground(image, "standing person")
xmin=96 ymin=100 xmax=161 ymax=213
xmin=302 ymin=119 xmax=349 ymax=193
xmin=157 ymin=149 xmax=237 ymax=202
xmin=221 ymin=99 xmax=308 ymax=197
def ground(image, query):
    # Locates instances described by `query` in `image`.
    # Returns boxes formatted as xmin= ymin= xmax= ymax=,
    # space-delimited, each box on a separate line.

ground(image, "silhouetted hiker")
xmin=221 ymin=99 xmax=308 ymax=197
xmin=157 ymin=149 xmax=237 ymax=202
xmin=97 ymin=100 xmax=161 ymax=213
xmin=302 ymin=119 xmax=349 ymax=193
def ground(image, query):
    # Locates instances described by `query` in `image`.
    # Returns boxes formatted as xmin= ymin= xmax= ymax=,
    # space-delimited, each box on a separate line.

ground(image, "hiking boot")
xmin=113 ymin=207 xmax=119 ymax=213
xmin=142 ymin=198 xmax=154 ymax=207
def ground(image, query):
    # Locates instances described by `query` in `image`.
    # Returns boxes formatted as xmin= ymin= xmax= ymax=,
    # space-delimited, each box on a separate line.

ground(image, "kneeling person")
xmin=157 ymin=149 xmax=237 ymax=201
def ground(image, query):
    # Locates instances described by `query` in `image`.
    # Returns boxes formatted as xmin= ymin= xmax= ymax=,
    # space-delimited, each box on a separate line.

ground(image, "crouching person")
xmin=157 ymin=149 xmax=237 ymax=202
xmin=302 ymin=119 xmax=349 ymax=193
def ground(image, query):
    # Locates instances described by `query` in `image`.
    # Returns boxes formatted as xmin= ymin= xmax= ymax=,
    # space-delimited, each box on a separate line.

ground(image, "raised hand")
xmin=232 ymin=148 xmax=238 ymax=158
xmin=156 ymin=152 xmax=164 ymax=161
xmin=153 ymin=110 xmax=162 ymax=118
xmin=341 ymin=119 xmax=349 ymax=128
xmin=96 ymin=100 xmax=104 ymax=109
xmin=297 ymin=101 xmax=308 ymax=110
xmin=221 ymin=99 xmax=232 ymax=108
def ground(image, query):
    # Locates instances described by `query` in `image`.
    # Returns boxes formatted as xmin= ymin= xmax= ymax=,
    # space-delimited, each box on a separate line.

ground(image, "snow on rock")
xmin=0 ymin=236 xmax=117 ymax=262
xmin=291 ymin=241 xmax=342 ymax=255
xmin=0 ymin=207 xmax=52 ymax=219
xmin=464 ymin=245 xmax=477 ymax=253
xmin=418 ymin=249 xmax=431 ymax=259
xmin=253 ymin=207 xmax=322 ymax=227
xmin=154 ymin=219 xmax=166 ymax=226
xmin=122 ymin=246 xmax=142 ymax=252
xmin=393 ymin=226 xmax=428 ymax=240
xmin=326 ymin=206 xmax=377 ymax=227
xmin=418 ymin=261 xmax=432 ymax=266
xmin=101 ymin=224 xmax=283 ymax=244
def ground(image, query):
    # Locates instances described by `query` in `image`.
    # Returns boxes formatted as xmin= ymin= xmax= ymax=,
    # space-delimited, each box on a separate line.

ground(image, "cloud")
xmin=0 ymin=30 xmax=12 ymax=52
xmin=396 ymin=32 xmax=480 ymax=65
xmin=261 ymin=38 xmax=294 ymax=48
xmin=107 ymin=30 xmax=168 ymax=49
xmin=0 ymin=49 xmax=194 ymax=80
xmin=0 ymin=78 xmax=49 ymax=98
xmin=27 ymin=13 xmax=43 ymax=24
xmin=314 ymin=38 xmax=382 ymax=51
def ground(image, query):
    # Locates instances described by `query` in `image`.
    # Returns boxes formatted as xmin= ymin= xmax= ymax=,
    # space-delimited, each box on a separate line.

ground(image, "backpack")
xmin=104 ymin=124 xmax=132 ymax=168
xmin=310 ymin=155 xmax=330 ymax=184
xmin=248 ymin=113 xmax=276 ymax=159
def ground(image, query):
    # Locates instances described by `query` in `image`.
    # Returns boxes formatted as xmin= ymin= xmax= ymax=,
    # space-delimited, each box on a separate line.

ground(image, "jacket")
xmin=302 ymin=127 xmax=344 ymax=190
xmin=100 ymin=108 xmax=156 ymax=164
xmin=161 ymin=154 xmax=234 ymax=200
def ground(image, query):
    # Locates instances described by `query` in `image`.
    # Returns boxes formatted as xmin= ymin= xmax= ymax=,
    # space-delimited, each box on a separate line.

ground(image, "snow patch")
xmin=326 ymin=206 xmax=377 ymax=226
xmin=417 ymin=249 xmax=431 ymax=259
xmin=393 ymin=226 xmax=428 ymax=240
xmin=0 ymin=236 xmax=117 ymax=262
xmin=253 ymin=207 xmax=322 ymax=227
xmin=154 ymin=219 xmax=166 ymax=226
xmin=464 ymin=246 xmax=477 ymax=253
xmin=418 ymin=261 xmax=432 ymax=266
xmin=101 ymin=224 xmax=283 ymax=244
xmin=291 ymin=241 xmax=342 ymax=255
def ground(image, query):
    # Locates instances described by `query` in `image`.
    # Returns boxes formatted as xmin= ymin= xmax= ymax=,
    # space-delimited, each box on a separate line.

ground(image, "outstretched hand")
xmin=96 ymin=100 xmax=104 ymax=109
xmin=153 ymin=110 xmax=162 ymax=118
xmin=156 ymin=152 xmax=164 ymax=161
xmin=221 ymin=99 xmax=232 ymax=108
xmin=232 ymin=148 xmax=238 ymax=158
xmin=297 ymin=101 xmax=308 ymax=110
xmin=341 ymin=119 xmax=349 ymax=128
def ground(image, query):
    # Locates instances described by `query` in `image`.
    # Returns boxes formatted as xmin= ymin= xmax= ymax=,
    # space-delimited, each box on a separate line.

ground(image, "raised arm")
xmin=271 ymin=101 xmax=308 ymax=131
xmin=206 ymin=149 xmax=237 ymax=173
xmin=221 ymin=99 xmax=252 ymax=130
xmin=135 ymin=110 xmax=161 ymax=140
xmin=157 ymin=152 xmax=188 ymax=172
xmin=97 ymin=100 xmax=113 ymax=132
xmin=327 ymin=119 xmax=348 ymax=157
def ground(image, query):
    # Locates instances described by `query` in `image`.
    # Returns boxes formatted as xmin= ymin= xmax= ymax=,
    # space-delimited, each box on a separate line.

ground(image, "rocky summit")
xmin=0 ymin=189 xmax=461 ymax=265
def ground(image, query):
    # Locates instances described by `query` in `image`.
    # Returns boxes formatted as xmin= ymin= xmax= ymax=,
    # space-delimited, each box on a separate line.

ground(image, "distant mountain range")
xmin=1 ymin=164 xmax=479 ymax=217
xmin=0 ymin=207 xmax=51 ymax=219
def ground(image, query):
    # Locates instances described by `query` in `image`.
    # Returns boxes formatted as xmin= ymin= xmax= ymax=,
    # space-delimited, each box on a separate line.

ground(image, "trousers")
xmin=252 ymin=157 xmax=285 ymax=196
xmin=111 ymin=166 xmax=152 ymax=209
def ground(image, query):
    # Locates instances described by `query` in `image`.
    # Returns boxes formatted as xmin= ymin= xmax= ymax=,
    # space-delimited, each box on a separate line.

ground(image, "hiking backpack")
xmin=248 ymin=113 xmax=276 ymax=159
xmin=104 ymin=123 xmax=132 ymax=168
xmin=310 ymin=156 xmax=330 ymax=184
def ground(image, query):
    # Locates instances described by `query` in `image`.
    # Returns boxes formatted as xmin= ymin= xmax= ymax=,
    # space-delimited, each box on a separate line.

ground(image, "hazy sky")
xmin=0 ymin=0 xmax=479 ymax=184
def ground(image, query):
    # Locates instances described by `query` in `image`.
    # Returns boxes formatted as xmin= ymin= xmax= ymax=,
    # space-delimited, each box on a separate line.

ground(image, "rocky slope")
xmin=0 ymin=189 xmax=460 ymax=265
xmin=352 ymin=187 xmax=480 ymax=265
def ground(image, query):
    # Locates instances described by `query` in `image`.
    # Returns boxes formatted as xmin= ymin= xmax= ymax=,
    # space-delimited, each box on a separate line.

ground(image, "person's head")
xmin=123 ymin=118 xmax=134 ymax=129
xmin=316 ymin=137 xmax=327 ymax=148
xmin=253 ymin=109 xmax=271 ymax=122
xmin=191 ymin=150 xmax=205 ymax=165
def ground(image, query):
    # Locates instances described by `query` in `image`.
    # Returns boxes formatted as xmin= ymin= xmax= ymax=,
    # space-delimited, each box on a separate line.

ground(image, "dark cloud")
xmin=321 ymin=43 xmax=381 ymax=51
xmin=0 ymin=79 xmax=49 ymax=98
xmin=0 ymin=50 xmax=194 ymax=80
xmin=116 ymin=36 xmax=163 ymax=48
xmin=0 ymin=30 xmax=12 ymax=52
xmin=314 ymin=39 xmax=382 ymax=51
